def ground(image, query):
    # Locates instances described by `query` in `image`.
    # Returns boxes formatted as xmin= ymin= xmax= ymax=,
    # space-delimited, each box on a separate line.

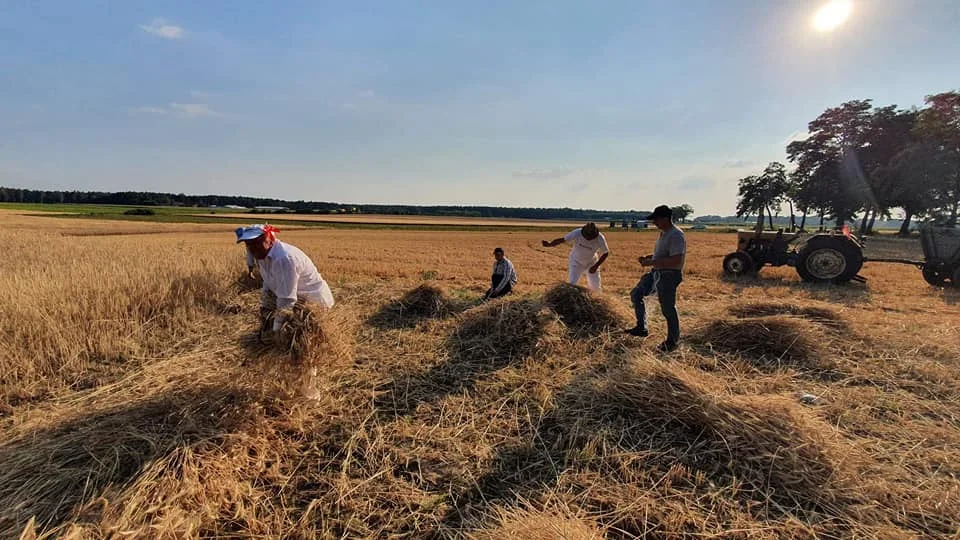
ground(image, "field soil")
xmin=1 ymin=213 xmax=958 ymax=538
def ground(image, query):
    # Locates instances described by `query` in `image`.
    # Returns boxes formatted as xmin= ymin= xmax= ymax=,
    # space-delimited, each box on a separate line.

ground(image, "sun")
xmin=812 ymin=0 xmax=853 ymax=32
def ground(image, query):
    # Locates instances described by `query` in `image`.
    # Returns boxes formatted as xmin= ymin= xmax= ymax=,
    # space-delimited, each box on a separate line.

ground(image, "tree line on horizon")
xmin=736 ymin=91 xmax=960 ymax=236
xmin=0 ymin=186 xmax=697 ymax=223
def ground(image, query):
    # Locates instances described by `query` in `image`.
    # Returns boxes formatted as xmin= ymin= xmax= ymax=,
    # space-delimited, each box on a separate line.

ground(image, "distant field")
xmin=1 ymin=211 xmax=958 ymax=538
xmin=195 ymin=212 xmax=592 ymax=228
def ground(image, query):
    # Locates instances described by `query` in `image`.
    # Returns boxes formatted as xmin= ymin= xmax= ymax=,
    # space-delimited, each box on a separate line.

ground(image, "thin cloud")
xmin=722 ymin=159 xmax=754 ymax=169
xmin=130 ymin=106 xmax=168 ymax=115
xmin=512 ymin=167 xmax=577 ymax=180
xmin=139 ymin=18 xmax=185 ymax=40
xmin=170 ymin=103 xmax=221 ymax=118
xmin=130 ymin=103 xmax=223 ymax=118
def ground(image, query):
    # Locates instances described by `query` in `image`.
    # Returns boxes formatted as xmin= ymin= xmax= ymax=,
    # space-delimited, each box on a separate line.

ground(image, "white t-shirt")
xmin=258 ymin=241 xmax=335 ymax=310
xmin=564 ymin=228 xmax=609 ymax=265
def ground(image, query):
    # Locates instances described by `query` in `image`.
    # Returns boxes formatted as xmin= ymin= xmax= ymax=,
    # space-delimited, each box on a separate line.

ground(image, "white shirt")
xmin=258 ymin=241 xmax=335 ymax=310
xmin=564 ymin=228 xmax=609 ymax=265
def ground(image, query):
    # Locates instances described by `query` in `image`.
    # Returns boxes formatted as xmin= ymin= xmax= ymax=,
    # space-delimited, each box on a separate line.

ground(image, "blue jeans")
xmin=630 ymin=270 xmax=683 ymax=344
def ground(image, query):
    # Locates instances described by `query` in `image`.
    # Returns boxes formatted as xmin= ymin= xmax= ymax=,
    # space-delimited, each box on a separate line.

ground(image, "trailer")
xmin=867 ymin=226 xmax=960 ymax=287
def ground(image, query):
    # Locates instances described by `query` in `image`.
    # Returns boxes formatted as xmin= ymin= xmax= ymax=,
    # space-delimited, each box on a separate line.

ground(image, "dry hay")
xmin=399 ymin=283 xmax=457 ymax=318
xmin=542 ymin=283 xmax=629 ymax=337
xmin=370 ymin=283 xmax=460 ymax=328
xmin=597 ymin=362 xmax=854 ymax=513
xmin=694 ymin=317 xmax=829 ymax=370
xmin=276 ymin=303 xmax=355 ymax=368
xmin=729 ymin=302 xmax=844 ymax=330
xmin=469 ymin=503 xmax=601 ymax=540
xmin=234 ymin=270 xmax=263 ymax=292
xmin=450 ymin=298 xmax=564 ymax=363
xmin=167 ymin=273 xmax=238 ymax=314
xmin=0 ymin=383 xmax=263 ymax=537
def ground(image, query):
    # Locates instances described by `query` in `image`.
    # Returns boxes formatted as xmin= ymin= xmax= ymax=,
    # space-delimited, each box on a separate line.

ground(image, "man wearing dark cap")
xmin=626 ymin=205 xmax=686 ymax=352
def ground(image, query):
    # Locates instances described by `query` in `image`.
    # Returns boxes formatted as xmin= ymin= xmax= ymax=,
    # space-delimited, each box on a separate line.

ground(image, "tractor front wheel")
xmin=722 ymin=251 xmax=755 ymax=277
xmin=922 ymin=259 xmax=951 ymax=287
xmin=796 ymin=236 xmax=864 ymax=284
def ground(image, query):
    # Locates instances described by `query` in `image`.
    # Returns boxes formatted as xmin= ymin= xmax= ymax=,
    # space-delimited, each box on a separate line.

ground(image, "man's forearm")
xmin=652 ymin=255 xmax=683 ymax=269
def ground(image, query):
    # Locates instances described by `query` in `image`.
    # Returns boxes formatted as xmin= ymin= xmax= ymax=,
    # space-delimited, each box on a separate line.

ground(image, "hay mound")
xmin=542 ymin=283 xmax=629 ymax=337
xmin=729 ymin=302 xmax=843 ymax=329
xmin=451 ymin=298 xmax=564 ymax=363
xmin=277 ymin=303 xmax=355 ymax=368
xmin=471 ymin=505 xmax=601 ymax=540
xmin=601 ymin=363 xmax=845 ymax=510
xmin=695 ymin=317 xmax=826 ymax=370
xmin=371 ymin=283 xmax=459 ymax=328
xmin=399 ymin=283 xmax=456 ymax=318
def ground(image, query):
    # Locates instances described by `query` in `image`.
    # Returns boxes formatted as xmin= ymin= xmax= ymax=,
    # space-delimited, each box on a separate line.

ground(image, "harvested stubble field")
xmin=1 ymin=211 xmax=959 ymax=539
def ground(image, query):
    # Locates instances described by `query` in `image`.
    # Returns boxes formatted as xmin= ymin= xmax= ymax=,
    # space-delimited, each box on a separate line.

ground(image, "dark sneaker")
xmin=625 ymin=327 xmax=649 ymax=337
xmin=657 ymin=340 xmax=678 ymax=353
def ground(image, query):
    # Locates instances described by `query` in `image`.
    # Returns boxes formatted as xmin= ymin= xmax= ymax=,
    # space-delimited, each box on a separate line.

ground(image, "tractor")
xmin=722 ymin=228 xmax=864 ymax=283
xmin=722 ymin=225 xmax=960 ymax=286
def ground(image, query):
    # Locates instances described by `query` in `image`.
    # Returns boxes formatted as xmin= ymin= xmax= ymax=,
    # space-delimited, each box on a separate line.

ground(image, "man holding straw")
xmin=541 ymin=222 xmax=609 ymax=291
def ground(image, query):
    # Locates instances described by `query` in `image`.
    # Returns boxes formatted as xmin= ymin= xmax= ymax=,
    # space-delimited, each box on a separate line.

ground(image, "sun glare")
xmin=812 ymin=0 xmax=853 ymax=32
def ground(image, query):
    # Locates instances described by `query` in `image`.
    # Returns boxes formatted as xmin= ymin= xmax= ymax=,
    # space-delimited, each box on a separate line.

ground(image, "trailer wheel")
xmin=796 ymin=236 xmax=864 ymax=283
xmin=723 ymin=251 xmax=755 ymax=276
xmin=922 ymin=259 xmax=951 ymax=287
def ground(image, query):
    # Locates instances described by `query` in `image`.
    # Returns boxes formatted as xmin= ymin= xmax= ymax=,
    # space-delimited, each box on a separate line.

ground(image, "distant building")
xmin=224 ymin=204 xmax=248 ymax=210
xmin=253 ymin=206 xmax=290 ymax=212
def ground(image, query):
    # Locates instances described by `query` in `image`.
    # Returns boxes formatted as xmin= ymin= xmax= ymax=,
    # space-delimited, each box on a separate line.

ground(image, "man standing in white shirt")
xmin=235 ymin=224 xmax=335 ymax=333
xmin=541 ymin=222 xmax=609 ymax=291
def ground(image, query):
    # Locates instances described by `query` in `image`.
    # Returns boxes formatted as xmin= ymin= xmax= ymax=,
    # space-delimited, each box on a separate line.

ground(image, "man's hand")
xmin=639 ymin=255 xmax=654 ymax=267
xmin=588 ymin=264 xmax=600 ymax=274
xmin=541 ymin=240 xmax=551 ymax=247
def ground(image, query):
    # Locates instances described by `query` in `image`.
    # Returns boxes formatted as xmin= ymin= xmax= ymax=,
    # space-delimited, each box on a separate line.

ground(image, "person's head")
xmin=645 ymin=205 xmax=674 ymax=230
xmin=581 ymin=222 xmax=599 ymax=240
xmin=493 ymin=247 xmax=505 ymax=261
xmin=235 ymin=224 xmax=278 ymax=260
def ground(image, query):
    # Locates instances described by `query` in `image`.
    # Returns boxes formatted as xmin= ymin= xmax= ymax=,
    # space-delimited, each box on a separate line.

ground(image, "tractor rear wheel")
xmin=796 ymin=236 xmax=864 ymax=284
xmin=723 ymin=251 xmax=755 ymax=276
xmin=922 ymin=259 xmax=951 ymax=287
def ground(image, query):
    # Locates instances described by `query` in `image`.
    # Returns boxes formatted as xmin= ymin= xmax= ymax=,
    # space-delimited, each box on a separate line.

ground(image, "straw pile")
xmin=450 ymin=298 xmax=564 ymax=363
xmin=542 ymin=283 xmax=629 ymax=337
xmin=0 ymin=384 xmax=259 ymax=537
xmin=729 ymin=302 xmax=844 ymax=330
xmin=694 ymin=317 xmax=827 ymax=370
xmin=235 ymin=270 xmax=263 ymax=292
xmin=399 ymin=283 xmax=457 ymax=318
xmin=370 ymin=283 xmax=460 ymax=328
xmin=599 ymin=363 xmax=849 ymax=511
xmin=470 ymin=505 xmax=601 ymax=540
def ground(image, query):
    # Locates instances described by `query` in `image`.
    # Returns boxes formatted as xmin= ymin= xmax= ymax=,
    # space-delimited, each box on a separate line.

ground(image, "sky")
xmin=2 ymin=1 xmax=959 ymax=214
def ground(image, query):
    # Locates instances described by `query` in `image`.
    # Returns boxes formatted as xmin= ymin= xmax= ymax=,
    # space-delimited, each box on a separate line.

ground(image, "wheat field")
xmin=1 ymin=210 xmax=959 ymax=539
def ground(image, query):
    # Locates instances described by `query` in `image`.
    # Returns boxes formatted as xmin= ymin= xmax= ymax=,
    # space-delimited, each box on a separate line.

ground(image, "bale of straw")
xmin=695 ymin=317 xmax=827 ymax=370
xmin=542 ymin=283 xmax=629 ymax=337
xmin=729 ymin=302 xmax=844 ymax=330
xmin=451 ymin=298 xmax=564 ymax=363
xmin=600 ymin=363 xmax=848 ymax=511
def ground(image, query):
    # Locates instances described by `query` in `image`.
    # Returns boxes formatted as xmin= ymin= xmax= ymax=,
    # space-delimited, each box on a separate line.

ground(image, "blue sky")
xmin=2 ymin=1 xmax=958 ymax=214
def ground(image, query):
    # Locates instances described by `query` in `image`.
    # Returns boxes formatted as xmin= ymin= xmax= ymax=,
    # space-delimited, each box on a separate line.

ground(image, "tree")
xmin=915 ymin=92 xmax=960 ymax=226
xmin=735 ymin=162 xmax=790 ymax=231
xmin=670 ymin=204 xmax=694 ymax=223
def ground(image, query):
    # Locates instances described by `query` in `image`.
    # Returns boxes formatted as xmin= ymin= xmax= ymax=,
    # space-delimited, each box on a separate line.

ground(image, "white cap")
xmin=235 ymin=224 xmax=267 ymax=243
